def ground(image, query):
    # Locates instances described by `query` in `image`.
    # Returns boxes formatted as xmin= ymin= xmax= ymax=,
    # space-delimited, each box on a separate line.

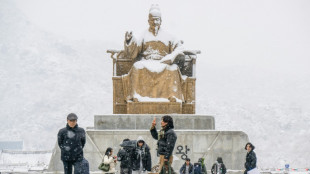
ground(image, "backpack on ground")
xmin=76 ymin=158 xmax=89 ymax=174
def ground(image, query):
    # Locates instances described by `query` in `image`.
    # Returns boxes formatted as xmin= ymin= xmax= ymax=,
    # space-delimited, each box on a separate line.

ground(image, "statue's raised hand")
xmin=125 ymin=31 xmax=133 ymax=44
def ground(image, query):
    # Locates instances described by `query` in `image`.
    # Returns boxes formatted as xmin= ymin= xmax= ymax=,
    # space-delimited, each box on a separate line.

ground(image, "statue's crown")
xmin=149 ymin=4 xmax=161 ymax=17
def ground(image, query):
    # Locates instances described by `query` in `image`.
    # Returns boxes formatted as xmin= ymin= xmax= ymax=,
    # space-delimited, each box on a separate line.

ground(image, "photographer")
xmin=118 ymin=139 xmax=135 ymax=174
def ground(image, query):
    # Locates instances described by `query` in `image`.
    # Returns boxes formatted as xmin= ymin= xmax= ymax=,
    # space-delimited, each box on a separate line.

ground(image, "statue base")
xmin=127 ymin=102 xmax=182 ymax=114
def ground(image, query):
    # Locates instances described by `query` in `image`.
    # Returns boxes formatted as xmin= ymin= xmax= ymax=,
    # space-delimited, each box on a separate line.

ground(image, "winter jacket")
xmin=198 ymin=158 xmax=207 ymax=174
xmin=244 ymin=150 xmax=256 ymax=171
xmin=180 ymin=163 xmax=194 ymax=174
xmin=211 ymin=162 xmax=226 ymax=174
xmin=58 ymin=124 xmax=86 ymax=162
xmin=104 ymin=155 xmax=116 ymax=173
xmin=117 ymin=146 xmax=135 ymax=168
xmin=150 ymin=126 xmax=177 ymax=159
xmin=201 ymin=164 xmax=207 ymax=174
xmin=132 ymin=137 xmax=152 ymax=171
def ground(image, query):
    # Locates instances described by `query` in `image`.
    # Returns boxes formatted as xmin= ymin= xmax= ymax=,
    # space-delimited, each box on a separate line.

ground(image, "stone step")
xmin=94 ymin=114 xmax=215 ymax=130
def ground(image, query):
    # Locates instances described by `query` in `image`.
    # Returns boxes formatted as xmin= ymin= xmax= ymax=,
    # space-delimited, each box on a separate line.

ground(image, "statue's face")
xmin=148 ymin=15 xmax=161 ymax=30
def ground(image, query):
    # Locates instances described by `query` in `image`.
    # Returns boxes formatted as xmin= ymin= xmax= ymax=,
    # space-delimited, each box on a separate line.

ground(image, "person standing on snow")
xmin=103 ymin=147 xmax=117 ymax=174
xmin=211 ymin=157 xmax=226 ymax=174
xmin=132 ymin=136 xmax=152 ymax=174
xmin=150 ymin=115 xmax=177 ymax=173
xmin=118 ymin=139 xmax=135 ymax=174
xmin=58 ymin=113 xmax=86 ymax=174
xmin=198 ymin=158 xmax=207 ymax=174
xmin=244 ymin=142 xmax=259 ymax=174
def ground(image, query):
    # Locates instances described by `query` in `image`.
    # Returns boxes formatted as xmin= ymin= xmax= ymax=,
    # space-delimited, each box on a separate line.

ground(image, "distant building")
xmin=0 ymin=141 xmax=23 ymax=150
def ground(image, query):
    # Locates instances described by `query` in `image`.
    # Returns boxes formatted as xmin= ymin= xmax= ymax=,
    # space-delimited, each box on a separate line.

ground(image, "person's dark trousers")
xmin=63 ymin=161 xmax=81 ymax=174
xmin=63 ymin=161 xmax=74 ymax=174
xmin=121 ymin=167 xmax=132 ymax=174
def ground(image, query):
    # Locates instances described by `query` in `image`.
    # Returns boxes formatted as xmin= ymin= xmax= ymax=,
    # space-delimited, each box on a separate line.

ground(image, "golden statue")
xmin=108 ymin=5 xmax=200 ymax=114
xmin=122 ymin=5 xmax=185 ymax=103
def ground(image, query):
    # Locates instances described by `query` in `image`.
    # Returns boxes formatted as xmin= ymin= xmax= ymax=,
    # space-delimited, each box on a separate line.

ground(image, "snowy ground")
xmin=0 ymin=0 xmax=310 ymax=169
xmin=0 ymin=150 xmax=51 ymax=173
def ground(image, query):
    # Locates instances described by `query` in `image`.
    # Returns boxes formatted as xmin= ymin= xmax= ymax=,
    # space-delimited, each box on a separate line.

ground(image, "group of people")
xmin=179 ymin=157 xmax=225 ymax=174
xmin=179 ymin=158 xmax=207 ymax=174
xmin=57 ymin=113 xmax=258 ymax=174
xmin=179 ymin=142 xmax=257 ymax=174
xmin=97 ymin=115 xmax=177 ymax=174
xmin=57 ymin=114 xmax=177 ymax=174
xmin=100 ymin=136 xmax=152 ymax=174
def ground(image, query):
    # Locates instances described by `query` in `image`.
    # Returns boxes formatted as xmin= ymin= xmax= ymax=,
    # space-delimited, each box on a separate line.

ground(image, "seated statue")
xmin=121 ymin=5 xmax=186 ymax=103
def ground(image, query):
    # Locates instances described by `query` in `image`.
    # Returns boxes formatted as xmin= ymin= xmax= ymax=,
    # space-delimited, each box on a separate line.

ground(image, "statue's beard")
xmin=150 ymin=25 xmax=160 ymax=36
xmin=154 ymin=26 xmax=159 ymax=36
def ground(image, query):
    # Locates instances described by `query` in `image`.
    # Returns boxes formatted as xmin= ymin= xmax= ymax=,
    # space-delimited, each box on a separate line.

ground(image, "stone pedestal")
xmin=94 ymin=115 xmax=215 ymax=130
xmin=127 ymin=102 xmax=182 ymax=114
xmin=48 ymin=115 xmax=249 ymax=174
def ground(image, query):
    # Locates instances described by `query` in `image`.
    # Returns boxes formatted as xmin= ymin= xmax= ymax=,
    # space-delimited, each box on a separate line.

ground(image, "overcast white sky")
xmin=1 ymin=0 xmax=310 ymax=168
xmin=13 ymin=0 xmax=310 ymax=69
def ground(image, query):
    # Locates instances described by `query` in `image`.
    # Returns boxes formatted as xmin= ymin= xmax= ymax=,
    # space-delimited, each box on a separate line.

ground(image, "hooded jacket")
xmin=132 ymin=136 xmax=152 ymax=171
xmin=58 ymin=124 xmax=86 ymax=162
xmin=211 ymin=160 xmax=226 ymax=174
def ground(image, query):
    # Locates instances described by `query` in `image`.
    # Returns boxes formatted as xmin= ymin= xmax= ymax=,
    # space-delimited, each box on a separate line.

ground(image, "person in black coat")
xmin=211 ymin=157 xmax=226 ymax=174
xmin=118 ymin=139 xmax=135 ymax=174
xmin=198 ymin=158 xmax=207 ymax=174
xmin=132 ymin=136 xmax=152 ymax=174
xmin=150 ymin=115 xmax=177 ymax=173
xmin=244 ymin=142 xmax=257 ymax=174
xmin=179 ymin=158 xmax=194 ymax=174
xmin=58 ymin=113 xmax=86 ymax=174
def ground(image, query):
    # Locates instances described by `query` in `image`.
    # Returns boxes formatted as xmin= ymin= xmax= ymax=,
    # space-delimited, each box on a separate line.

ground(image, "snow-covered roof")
xmin=0 ymin=150 xmax=52 ymax=173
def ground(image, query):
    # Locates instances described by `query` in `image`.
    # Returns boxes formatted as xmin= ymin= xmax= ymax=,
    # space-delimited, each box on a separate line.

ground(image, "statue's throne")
xmin=107 ymin=50 xmax=200 ymax=114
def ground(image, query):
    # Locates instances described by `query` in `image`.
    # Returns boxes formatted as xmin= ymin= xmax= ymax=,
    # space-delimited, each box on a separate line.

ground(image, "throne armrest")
xmin=107 ymin=49 xmax=134 ymax=76
xmin=107 ymin=49 xmax=122 ymax=60
xmin=181 ymin=50 xmax=201 ymax=77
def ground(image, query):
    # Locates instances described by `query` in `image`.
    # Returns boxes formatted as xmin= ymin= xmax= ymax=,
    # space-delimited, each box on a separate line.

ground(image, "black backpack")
xmin=194 ymin=163 xmax=202 ymax=174
xmin=118 ymin=147 xmax=134 ymax=168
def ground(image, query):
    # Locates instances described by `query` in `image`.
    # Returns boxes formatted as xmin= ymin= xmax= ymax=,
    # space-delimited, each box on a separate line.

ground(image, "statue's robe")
xmin=122 ymin=29 xmax=185 ymax=102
